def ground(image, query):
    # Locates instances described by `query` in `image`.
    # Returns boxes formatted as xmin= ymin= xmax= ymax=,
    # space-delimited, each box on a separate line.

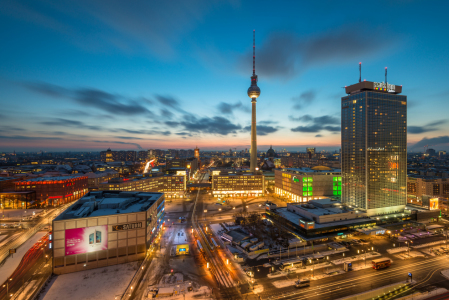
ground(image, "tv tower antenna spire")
xmin=253 ymin=30 xmax=256 ymax=76
xmin=385 ymin=67 xmax=388 ymax=85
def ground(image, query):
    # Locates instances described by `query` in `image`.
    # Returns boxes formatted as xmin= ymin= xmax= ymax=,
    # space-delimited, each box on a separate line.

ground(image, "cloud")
xmin=25 ymin=82 xmax=151 ymax=116
xmin=1 ymin=1 xmax=236 ymax=57
xmin=156 ymin=95 xmax=179 ymax=108
xmin=40 ymin=118 xmax=103 ymax=131
xmin=239 ymin=26 xmax=395 ymax=78
xmin=74 ymin=89 xmax=149 ymax=115
xmin=315 ymin=134 xmax=323 ymax=137
xmin=217 ymin=101 xmax=250 ymax=115
xmin=411 ymin=136 xmax=449 ymax=149
xmin=0 ymin=126 xmax=26 ymax=132
xmin=165 ymin=115 xmax=241 ymax=135
xmin=408 ymin=120 xmax=447 ymax=134
xmin=114 ymin=128 xmax=171 ymax=136
xmin=160 ymin=108 xmax=174 ymax=119
xmin=291 ymin=125 xmax=322 ymax=133
xmin=259 ymin=120 xmax=278 ymax=125
xmin=323 ymin=125 xmax=341 ymax=132
xmin=242 ymin=125 xmax=279 ymax=136
xmin=0 ymin=135 xmax=64 ymax=140
xmin=114 ymin=136 xmax=143 ymax=140
xmin=176 ymin=132 xmax=192 ymax=137
xmin=292 ymin=90 xmax=315 ymax=110
xmin=290 ymin=114 xmax=340 ymax=133
xmin=39 ymin=118 xmax=172 ymax=136
xmin=92 ymin=140 xmax=142 ymax=149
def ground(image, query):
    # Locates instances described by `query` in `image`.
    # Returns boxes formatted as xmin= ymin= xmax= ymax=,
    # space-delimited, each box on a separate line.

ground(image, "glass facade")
xmin=342 ymin=91 xmax=407 ymax=213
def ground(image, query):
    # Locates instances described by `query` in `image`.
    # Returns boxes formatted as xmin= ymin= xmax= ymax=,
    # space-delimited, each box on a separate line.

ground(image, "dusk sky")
xmin=1 ymin=1 xmax=448 ymax=152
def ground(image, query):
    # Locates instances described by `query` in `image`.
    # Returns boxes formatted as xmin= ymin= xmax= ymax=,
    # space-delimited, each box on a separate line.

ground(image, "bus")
xmin=196 ymin=240 xmax=204 ymax=252
xmin=372 ymin=258 xmax=391 ymax=270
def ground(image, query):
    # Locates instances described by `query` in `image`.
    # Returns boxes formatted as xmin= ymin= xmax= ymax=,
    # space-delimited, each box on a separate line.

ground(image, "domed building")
xmin=266 ymin=145 xmax=276 ymax=158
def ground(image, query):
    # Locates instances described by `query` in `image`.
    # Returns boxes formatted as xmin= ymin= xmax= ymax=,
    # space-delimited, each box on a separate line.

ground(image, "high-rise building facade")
xmin=341 ymin=81 xmax=407 ymax=215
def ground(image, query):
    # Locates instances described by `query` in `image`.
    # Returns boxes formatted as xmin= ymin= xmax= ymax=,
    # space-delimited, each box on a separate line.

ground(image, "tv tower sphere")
xmin=247 ymin=80 xmax=261 ymax=99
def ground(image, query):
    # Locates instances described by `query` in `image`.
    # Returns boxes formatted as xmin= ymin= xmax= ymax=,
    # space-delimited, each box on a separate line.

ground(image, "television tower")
xmin=247 ymin=30 xmax=261 ymax=173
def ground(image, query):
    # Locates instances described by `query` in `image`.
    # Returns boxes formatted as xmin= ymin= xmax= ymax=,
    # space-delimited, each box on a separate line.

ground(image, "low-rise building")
xmin=212 ymin=172 xmax=264 ymax=197
xmin=15 ymin=175 xmax=88 ymax=207
xmin=86 ymin=170 xmax=119 ymax=190
xmin=274 ymin=167 xmax=341 ymax=202
xmin=407 ymin=176 xmax=449 ymax=205
xmin=52 ymin=191 xmax=165 ymax=274
xmin=98 ymin=174 xmax=186 ymax=198
xmin=0 ymin=191 xmax=36 ymax=209
xmin=266 ymin=199 xmax=375 ymax=239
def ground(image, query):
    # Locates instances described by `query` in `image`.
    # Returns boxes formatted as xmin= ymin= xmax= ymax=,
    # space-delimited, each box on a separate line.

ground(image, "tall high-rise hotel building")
xmin=341 ymin=80 xmax=407 ymax=216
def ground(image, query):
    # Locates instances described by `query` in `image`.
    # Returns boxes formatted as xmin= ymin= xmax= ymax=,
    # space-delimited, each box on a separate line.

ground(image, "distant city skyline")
xmin=1 ymin=1 xmax=449 ymax=152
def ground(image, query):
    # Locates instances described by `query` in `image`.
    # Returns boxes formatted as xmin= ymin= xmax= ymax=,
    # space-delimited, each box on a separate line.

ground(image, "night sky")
xmin=1 ymin=1 xmax=448 ymax=152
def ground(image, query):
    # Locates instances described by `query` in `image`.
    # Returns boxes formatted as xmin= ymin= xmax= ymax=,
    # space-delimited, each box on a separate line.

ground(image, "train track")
xmin=192 ymin=185 xmax=242 ymax=299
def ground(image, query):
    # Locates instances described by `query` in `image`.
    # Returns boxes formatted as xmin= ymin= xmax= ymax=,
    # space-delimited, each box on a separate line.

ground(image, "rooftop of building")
xmin=277 ymin=167 xmax=341 ymax=174
xmin=54 ymin=191 xmax=163 ymax=220
xmin=344 ymin=81 xmax=402 ymax=95
xmin=18 ymin=175 xmax=87 ymax=182
xmin=103 ymin=174 xmax=184 ymax=184
xmin=214 ymin=172 xmax=262 ymax=177
xmin=288 ymin=199 xmax=358 ymax=216
xmin=275 ymin=207 xmax=372 ymax=229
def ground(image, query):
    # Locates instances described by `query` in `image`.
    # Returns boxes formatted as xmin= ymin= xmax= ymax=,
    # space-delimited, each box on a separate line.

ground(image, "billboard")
xmin=430 ymin=198 xmax=439 ymax=210
xmin=65 ymin=225 xmax=108 ymax=255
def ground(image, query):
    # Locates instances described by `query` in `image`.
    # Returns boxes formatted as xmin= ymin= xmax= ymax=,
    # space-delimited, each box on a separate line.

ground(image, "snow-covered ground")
xmin=267 ymin=262 xmax=332 ymax=278
xmin=413 ymin=240 xmax=446 ymax=248
xmin=387 ymin=247 xmax=409 ymax=254
xmin=0 ymin=209 xmax=44 ymax=220
xmin=440 ymin=268 xmax=449 ymax=280
xmin=331 ymin=252 xmax=381 ymax=265
xmin=395 ymin=288 xmax=447 ymax=299
xmin=42 ymin=262 xmax=139 ymax=300
xmin=0 ymin=232 xmax=46 ymax=284
xmin=394 ymin=251 xmax=425 ymax=259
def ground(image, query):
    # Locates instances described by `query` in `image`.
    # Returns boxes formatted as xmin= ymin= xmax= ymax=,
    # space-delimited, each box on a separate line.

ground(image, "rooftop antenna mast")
xmin=253 ymin=30 xmax=256 ymax=76
xmin=359 ymin=62 xmax=361 ymax=83
xmin=385 ymin=67 xmax=388 ymax=85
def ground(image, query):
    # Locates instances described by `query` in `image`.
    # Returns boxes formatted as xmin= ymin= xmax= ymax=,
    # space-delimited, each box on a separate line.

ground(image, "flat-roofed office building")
xmin=98 ymin=174 xmax=186 ymax=198
xmin=52 ymin=191 xmax=165 ymax=274
xmin=274 ymin=167 xmax=341 ymax=202
xmin=212 ymin=173 xmax=264 ymax=197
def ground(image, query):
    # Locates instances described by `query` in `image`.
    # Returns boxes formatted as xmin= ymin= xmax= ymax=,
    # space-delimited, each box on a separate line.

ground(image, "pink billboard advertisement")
xmin=65 ymin=225 xmax=108 ymax=255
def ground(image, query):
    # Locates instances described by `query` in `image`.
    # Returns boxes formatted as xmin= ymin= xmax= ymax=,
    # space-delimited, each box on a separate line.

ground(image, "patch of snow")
xmin=331 ymin=252 xmax=381 ymax=265
xmin=43 ymin=262 xmax=139 ymax=300
xmin=395 ymin=288 xmax=447 ymax=300
xmin=387 ymin=247 xmax=409 ymax=254
xmin=271 ymin=279 xmax=295 ymax=288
